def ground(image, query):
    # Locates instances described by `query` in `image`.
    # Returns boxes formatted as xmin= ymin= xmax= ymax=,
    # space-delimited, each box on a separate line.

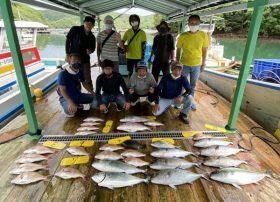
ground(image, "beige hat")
xmin=171 ymin=61 xmax=183 ymax=70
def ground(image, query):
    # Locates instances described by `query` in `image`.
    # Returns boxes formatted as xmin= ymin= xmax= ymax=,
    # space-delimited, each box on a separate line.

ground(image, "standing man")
xmin=152 ymin=62 xmax=193 ymax=124
xmin=122 ymin=14 xmax=147 ymax=77
xmin=65 ymin=16 xmax=96 ymax=90
xmin=176 ymin=15 xmax=208 ymax=110
xmin=97 ymin=15 xmax=124 ymax=72
xmin=148 ymin=21 xmax=175 ymax=82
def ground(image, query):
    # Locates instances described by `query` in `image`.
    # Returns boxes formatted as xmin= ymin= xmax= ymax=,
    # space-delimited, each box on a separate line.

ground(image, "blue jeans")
xmin=59 ymin=93 xmax=95 ymax=115
xmin=153 ymin=95 xmax=193 ymax=117
xmin=99 ymin=93 xmax=126 ymax=108
xmin=182 ymin=66 xmax=200 ymax=97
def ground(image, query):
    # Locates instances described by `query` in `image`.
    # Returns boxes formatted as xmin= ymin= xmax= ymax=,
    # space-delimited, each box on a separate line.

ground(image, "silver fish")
xmin=80 ymin=122 xmax=100 ymax=127
xmin=99 ymin=144 xmax=124 ymax=151
xmin=193 ymin=132 xmax=227 ymax=141
xmin=15 ymin=154 xmax=48 ymax=164
xmin=121 ymin=150 xmax=145 ymax=158
xmin=117 ymin=123 xmax=151 ymax=133
xmin=92 ymin=160 xmax=146 ymax=174
xmin=120 ymin=116 xmax=150 ymax=123
xmin=151 ymin=148 xmax=195 ymax=158
xmin=55 ymin=167 xmax=85 ymax=180
xmin=199 ymin=146 xmax=245 ymax=157
xmin=124 ymin=157 xmax=149 ymax=167
xmin=23 ymin=145 xmax=55 ymax=155
xmin=74 ymin=131 xmax=96 ymax=136
xmin=83 ymin=117 xmax=104 ymax=122
xmin=95 ymin=151 xmax=123 ymax=161
xmin=66 ymin=147 xmax=89 ymax=156
xmin=151 ymin=140 xmax=179 ymax=149
xmin=77 ymin=126 xmax=99 ymax=131
xmin=210 ymin=168 xmax=271 ymax=189
xmin=92 ymin=172 xmax=149 ymax=189
xmin=203 ymin=157 xmax=247 ymax=168
xmin=193 ymin=138 xmax=233 ymax=148
xmin=11 ymin=172 xmax=49 ymax=185
xmin=151 ymin=169 xmax=205 ymax=189
xmin=9 ymin=163 xmax=48 ymax=175
xmin=150 ymin=158 xmax=199 ymax=170
xmin=144 ymin=121 xmax=163 ymax=127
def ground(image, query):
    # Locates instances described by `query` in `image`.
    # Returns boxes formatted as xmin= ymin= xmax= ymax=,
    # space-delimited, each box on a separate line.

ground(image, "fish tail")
xmin=192 ymin=152 xmax=199 ymax=158
xmin=266 ymin=170 xmax=280 ymax=181
xmin=144 ymin=177 xmax=150 ymax=184
xmin=201 ymin=174 xmax=211 ymax=181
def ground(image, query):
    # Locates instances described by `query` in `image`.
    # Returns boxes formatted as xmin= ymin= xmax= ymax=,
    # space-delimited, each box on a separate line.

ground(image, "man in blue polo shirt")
xmin=57 ymin=53 xmax=96 ymax=117
xmin=152 ymin=62 xmax=193 ymax=124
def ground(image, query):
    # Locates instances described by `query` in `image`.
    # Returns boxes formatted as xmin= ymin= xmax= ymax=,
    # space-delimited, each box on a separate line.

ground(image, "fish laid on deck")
xmin=11 ymin=172 xmax=49 ymax=185
xmin=198 ymin=146 xmax=245 ymax=157
xmin=74 ymin=131 xmax=96 ymax=136
xmin=192 ymin=132 xmax=228 ymax=141
xmin=151 ymin=140 xmax=179 ymax=149
xmin=92 ymin=160 xmax=146 ymax=174
xmin=15 ymin=154 xmax=48 ymax=163
xmin=120 ymin=116 xmax=150 ymax=123
xmin=121 ymin=149 xmax=146 ymax=158
xmin=150 ymin=158 xmax=200 ymax=170
xmin=210 ymin=168 xmax=271 ymax=189
xmin=203 ymin=157 xmax=248 ymax=168
xmin=55 ymin=167 xmax=85 ymax=180
xmin=99 ymin=144 xmax=124 ymax=151
xmin=66 ymin=147 xmax=89 ymax=156
xmin=9 ymin=163 xmax=48 ymax=175
xmin=122 ymin=140 xmax=145 ymax=149
xmin=76 ymin=126 xmax=99 ymax=132
xmin=117 ymin=123 xmax=151 ymax=132
xmin=23 ymin=145 xmax=56 ymax=155
xmin=95 ymin=151 xmax=123 ymax=161
xmin=123 ymin=157 xmax=149 ymax=167
xmin=80 ymin=122 xmax=100 ymax=127
xmin=151 ymin=148 xmax=195 ymax=158
xmin=92 ymin=172 xmax=149 ymax=189
xmin=193 ymin=138 xmax=233 ymax=148
xmin=144 ymin=121 xmax=164 ymax=127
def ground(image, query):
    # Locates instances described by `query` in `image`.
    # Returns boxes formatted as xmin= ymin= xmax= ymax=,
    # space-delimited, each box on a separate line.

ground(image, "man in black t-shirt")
xmin=148 ymin=21 xmax=175 ymax=82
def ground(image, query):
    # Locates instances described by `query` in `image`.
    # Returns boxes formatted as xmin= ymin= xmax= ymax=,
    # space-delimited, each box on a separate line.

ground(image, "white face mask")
xmin=105 ymin=24 xmax=113 ymax=30
xmin=189 ymin=25 xmax=200 ymax=33
xmin=66 ymin=65 xmax=78 ymax=75
xmin=131 ymin=21 xmax=139 ymax=27
xmin=137 ymin=75 xmax=146 ymax=79
xmin=171 ymin=74 xmax=180 ymax=80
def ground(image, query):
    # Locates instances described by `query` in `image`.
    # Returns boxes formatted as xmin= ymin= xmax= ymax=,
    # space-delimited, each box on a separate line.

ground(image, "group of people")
xmin=57 ymin=14 xmax=208 ymax=124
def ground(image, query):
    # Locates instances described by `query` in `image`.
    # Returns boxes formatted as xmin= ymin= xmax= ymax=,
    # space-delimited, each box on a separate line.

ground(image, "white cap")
xmin=104 ymin=15 xmax=113 ymax=23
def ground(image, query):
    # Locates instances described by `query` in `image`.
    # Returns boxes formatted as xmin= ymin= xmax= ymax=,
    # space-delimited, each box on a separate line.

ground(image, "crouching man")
xmin=128 ymin=61 xmax=157 ymax=106
xmin=57 ymin=53 xmax=96 ymax=117
xmin=95 ymin=59 xmax=130 ymax=113
xmin=152 ymin=62 xmax=193 ymax=124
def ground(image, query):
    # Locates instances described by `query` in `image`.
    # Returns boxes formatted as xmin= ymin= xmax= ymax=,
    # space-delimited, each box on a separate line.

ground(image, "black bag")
xmin=101 ymin=30 xmax=115 ymax=48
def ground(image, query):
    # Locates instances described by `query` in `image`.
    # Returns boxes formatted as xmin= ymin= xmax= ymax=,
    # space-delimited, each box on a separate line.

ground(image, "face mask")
xmin=66 ymin=65 xmax=79 ymax=75
xmin=105 ymin=24 xmax=113 ymax=30
xmin=171 ymin=73 xmax=181 ymax=80
xmin=159 ymin=27 xmax=167 ymax=34
xmin=189 ymin=25 xmax=200 ymax=33
xmin=137 ymin=75 xmax=146 ymax=79
xmin=71 ymin=63 xmax=81 ymax=70
xmin=131 ymin=21 xmax=139 ymax=27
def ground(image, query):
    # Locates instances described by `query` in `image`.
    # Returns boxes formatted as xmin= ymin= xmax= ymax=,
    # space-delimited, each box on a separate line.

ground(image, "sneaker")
xmin=107 ymin=103 xmax=111 ymax=109
xmin=131 ymin=98 xmax=140 ymax=106
xmin=65 ymin=113 xmax=75 ymax=118
xmin=179 ymin=113 xmax=189 ymax=124
xmin=191 ymin=103 xmax=197 ymax=111
xmin=174 ymin=104 xmax=183 ymax=109
xmin=116 ymin=104 xmax=123 ymax=112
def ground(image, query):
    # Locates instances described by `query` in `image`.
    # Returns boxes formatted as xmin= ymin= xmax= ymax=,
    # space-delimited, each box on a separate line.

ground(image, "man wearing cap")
xmin=65 ymin=16 xmax=96 ymax=90
xmin=148 ymin=21 xmax=175 ymax=82
xmin=95 ymin=59 xmax=130 ymax=113
xmin=57 ymin=54 xmax=96 ymax=117
xmin=128 ymin=61 xmax=158 ymax=106
xmin=97 ymin=15 xmax=124 ymax=72
xmin=152 ymin=62 xmax=193 ymax=124
xmin=122 ymin=14 xmax=147 ymax=77
xmin=176 ymin=15 xmax=208 ymax=110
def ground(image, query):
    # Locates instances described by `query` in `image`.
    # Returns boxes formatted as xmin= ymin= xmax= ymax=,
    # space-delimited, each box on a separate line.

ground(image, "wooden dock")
xmin=0 ymin=81 xmax=280 ymax=202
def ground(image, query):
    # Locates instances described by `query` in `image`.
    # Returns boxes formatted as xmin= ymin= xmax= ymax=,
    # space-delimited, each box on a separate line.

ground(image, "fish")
xmin=193 ymin=132 xmax=227 ymax=141
xmin=99 ymin=144 xmax=124 ymax=151
xmin=80 ymin=122 xmax=100 ymax=127
xmin=92 ymin=160 xmax=146 ymax=174
xmin=77 ymin=126 xmax=99 ymax=131
xmin=11 ymin=172 xmax=49 ymax=185
xmin=9 ymin=163 xmax=48 ymax=175
xmin=121 ymin=150 xmax=145 ymax=158
xmin=151 ymin=169 xmax=205 ymax=189
xmin=95 ymin=151 xmax=123 ymax=161
xmin=193 ymin=138 xmax=233 ymax=148
xmin=144 ymin=121 xmax=164 ymax=127
xmin=117 ymin=123 xmax=151 ymax=133
xmin=55 ymin=167 xmax=85 ymax=180
xmin=120 ymin=116 xmax=150 ymax=123
xmin=122 ymin=140 xmax=145 ymax=149
xmin=203 ymin=157 xmax=248 ymax=168
xmin=66 ymin=147 xmax=89 ymax=156
xmin=151 ymin=140 xmax=179 ymax=149
xmin=150 ymin=158 xmax=200 ymax=170
xmin=74 ymin=131 xmax=96 ymax=136
xmin=124 ymin=157 xmax=149 ymax=167
xmin=83 ymin=117 xmax=104 ymax=122
xmin=210 ymin=167 xmax=271 ymax=189
xmin=15 ymin=154 xmax=48 ymax=164
xmin=151 ymin=148 xmax=196 ymax=158
xmin=198 ymin=146 xmax=245 ymax=157
xmin=92 ymin=172 xmax=149 ymax=189
xmin=23 ymin=145 xmax=56 ymax=155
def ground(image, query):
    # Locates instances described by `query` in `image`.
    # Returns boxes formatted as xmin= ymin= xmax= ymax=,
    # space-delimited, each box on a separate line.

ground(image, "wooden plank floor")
xmin=0 ymin=81 xmax=280 ymax=202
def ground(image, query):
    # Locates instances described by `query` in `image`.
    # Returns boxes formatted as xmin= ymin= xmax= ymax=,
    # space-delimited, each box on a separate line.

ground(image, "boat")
xmin=0 ymin=20 xmax=63 ymax=127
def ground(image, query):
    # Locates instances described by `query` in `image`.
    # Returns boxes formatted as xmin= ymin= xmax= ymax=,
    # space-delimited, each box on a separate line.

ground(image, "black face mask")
xmin=71 ymin=63 xmax=81 ymax=71
xmin=159 ymin=27 xmax=167 ymax=34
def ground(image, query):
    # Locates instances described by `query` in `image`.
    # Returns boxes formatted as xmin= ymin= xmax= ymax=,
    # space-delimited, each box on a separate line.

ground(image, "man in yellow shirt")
xmin=122 ymin=14 xmax=147 ymax=77
xmin=176 ymin=15 xmax=208 ymax=110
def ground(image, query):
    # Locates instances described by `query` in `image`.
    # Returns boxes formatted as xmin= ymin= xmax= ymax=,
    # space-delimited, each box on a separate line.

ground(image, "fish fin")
xmin=169 ymin=185 xmax=177 ymax=189
xmin=201 ymin=174 xmax=211 ymax=182
xmin=232 ymin=184 xmax=242 ymax=189
xmin=191 ymin=152 xmax=199 ymax=158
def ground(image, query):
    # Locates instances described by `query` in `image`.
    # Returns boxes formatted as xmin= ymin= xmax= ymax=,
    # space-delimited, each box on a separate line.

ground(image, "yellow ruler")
xmin=60 ymin=155 xmax=89 ymax=166
xmin=152 ymin=138 xmax=175 ymax=144
xmin=108 ymin=136 xmax=131 ymax=145
xmin=69 ymin=140 xmax=94 ymax=147
xmin=43 ymin=141 xmax=66 ymax=149
xmin=181 ymin=131 xmax=200 ymax=138
xmin=205 ymin=124 xmax=227 ymax=133
xmin=146 ymin=116 xmax=156 ymax=120
xmin=102 ymin=120 xmax=113 ymax=133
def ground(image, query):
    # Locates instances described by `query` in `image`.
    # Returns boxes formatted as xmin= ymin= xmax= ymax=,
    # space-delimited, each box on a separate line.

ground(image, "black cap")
xmin=84 ymin=16 xmax=95 ymax=24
